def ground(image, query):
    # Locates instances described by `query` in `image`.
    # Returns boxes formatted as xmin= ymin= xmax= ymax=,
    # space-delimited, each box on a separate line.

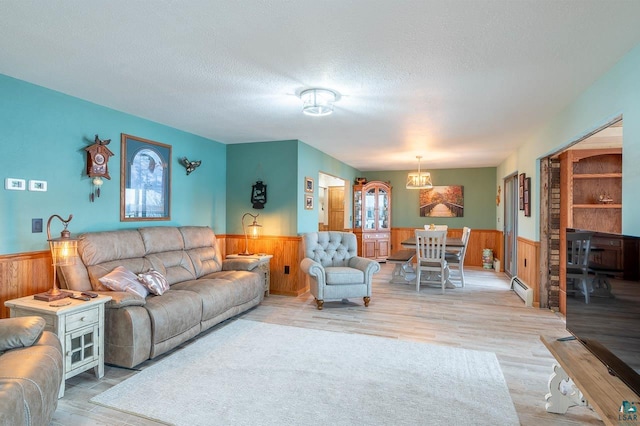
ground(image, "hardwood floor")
xmin=51 ymin=264 xmax=602 ymax=425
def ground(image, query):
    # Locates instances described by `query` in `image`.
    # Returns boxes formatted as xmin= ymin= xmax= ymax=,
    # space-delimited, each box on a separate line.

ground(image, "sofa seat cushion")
xmin=172 ymin=271 xmax=262 ymax=321
xmin=143 ymin=290 xmax=202 ymax=344
xmin=325 ymin=266 xmax=365 ymax=285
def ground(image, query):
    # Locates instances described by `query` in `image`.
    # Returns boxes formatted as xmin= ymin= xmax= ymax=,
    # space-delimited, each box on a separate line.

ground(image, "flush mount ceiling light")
xmin=299 ymin=88 xmax=337 ymax=116
xmin=406 ymin=155 xmax=433 ymax=189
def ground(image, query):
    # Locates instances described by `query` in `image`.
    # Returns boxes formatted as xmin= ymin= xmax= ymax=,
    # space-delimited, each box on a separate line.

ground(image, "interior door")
xmin=504 ymin=173 xmax=518 ymax=277
xmin=328 ymin=186 xmax=345 ymax=231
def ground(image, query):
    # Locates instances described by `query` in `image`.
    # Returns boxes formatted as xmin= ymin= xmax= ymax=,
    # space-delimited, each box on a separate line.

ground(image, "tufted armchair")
xmin=300 ymin=231 xmax=381 ymax=310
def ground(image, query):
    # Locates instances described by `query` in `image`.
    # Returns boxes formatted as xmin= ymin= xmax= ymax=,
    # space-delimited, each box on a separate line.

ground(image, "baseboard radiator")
xmin=510 ymin=276 xmax=533 ymax=307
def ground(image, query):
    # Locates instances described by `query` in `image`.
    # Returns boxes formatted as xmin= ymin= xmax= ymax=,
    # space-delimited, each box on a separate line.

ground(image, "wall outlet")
xmin=32 ymin=218 xmax=43 ymax=233
xmin=284 ymin=265 xmax=290 ymax=275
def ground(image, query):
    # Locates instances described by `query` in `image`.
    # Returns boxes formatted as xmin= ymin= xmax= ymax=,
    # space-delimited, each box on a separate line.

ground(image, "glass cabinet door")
xmin=354 ymin=189 xmax=362 ymax=229
xmin=378 ymin=189 xmax=389 ymax=229
xmin=365 ymin=188 xmax=376 ymax=230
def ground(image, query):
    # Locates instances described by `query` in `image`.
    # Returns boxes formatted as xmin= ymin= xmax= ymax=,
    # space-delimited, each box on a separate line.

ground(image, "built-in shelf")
xmin=573 ymin=173 xmax=622 ymax=179
xmin=573 ymin=204 xmax=622 ymax=209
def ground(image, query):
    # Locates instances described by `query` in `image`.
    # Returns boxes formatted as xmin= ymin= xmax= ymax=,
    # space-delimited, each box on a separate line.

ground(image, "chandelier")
xmin=406 ymin=156 xmax=433 ymax=189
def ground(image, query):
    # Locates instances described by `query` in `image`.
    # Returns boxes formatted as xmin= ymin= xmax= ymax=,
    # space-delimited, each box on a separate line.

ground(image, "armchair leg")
xmin=315 ymin=299 xmax=324 ymax=310
xmin=363 ymin=296 xmax=370 ymax=307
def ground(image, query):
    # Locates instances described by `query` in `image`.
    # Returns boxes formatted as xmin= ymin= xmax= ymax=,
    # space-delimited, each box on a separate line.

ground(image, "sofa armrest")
xmin=301 ymin=258 xmax=325 ymax=279
xmin=222 ymin=258 xmax=259 ymax=271
xmin=0 ymin=317 xmax=45 ymax=352
xmin=98 ymin=291 xmax=146 ymax=308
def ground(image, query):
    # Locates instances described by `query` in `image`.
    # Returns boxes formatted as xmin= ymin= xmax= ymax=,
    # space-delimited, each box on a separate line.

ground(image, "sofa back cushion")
xmin=61 ymin=229 xmax=147 ymax=291
xmin=181 ymin=226 xmax=223 ymax=277
xmin=139 ymin=227 xmax=185 ymax=254
xmin=80 ymin=229 xmax=146 ymax=265
xmin=146 ymin=252 xmax=196 ymax=285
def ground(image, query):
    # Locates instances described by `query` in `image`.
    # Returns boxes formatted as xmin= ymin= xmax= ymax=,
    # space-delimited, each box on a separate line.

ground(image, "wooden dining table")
xmin=398 ymin=237 xmax=465 ymax=288
xmin=400 ymin=237 xmax=464 ymax=249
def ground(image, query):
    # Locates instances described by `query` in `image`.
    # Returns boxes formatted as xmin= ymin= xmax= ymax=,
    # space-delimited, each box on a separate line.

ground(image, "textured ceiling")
xmin=1 ymin=1 xmax=640 ymax=171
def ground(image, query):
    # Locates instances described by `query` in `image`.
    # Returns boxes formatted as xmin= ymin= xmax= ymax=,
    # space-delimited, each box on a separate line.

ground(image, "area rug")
xmin=91 ymin=319 xmax=519 ymax=425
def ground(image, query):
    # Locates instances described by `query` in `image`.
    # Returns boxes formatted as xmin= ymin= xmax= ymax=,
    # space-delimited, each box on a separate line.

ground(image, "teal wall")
xmin=0 ymin=74 xmax=226 ymax=254
xmin=226 ymin=140 xmax=298 ymax=236
xmin=297 ymin=141 xmax=359 ymax=234
xmin=497 ymin=41 xmax=640 ymax=240
xmin=363 ymin=168 xmax=496 ymax=229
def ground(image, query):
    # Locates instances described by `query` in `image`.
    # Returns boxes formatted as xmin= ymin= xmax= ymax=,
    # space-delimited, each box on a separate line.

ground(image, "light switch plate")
xmin=28 ymin=180 xmax=47 ymax=192
xmin=5 ymin=178 xmax=26 ymax=190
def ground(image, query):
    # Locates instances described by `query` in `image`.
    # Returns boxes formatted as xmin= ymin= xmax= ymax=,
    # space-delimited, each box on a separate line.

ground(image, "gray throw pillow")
xmin=98 ymin=266 xmax=149 ymax=298
xmin=138 ymin=269 xmax=170 ymax=295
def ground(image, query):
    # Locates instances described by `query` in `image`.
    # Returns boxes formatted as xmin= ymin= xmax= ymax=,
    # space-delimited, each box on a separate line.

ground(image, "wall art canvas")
xmin=419 ymin=186 xmax=464 ymax=217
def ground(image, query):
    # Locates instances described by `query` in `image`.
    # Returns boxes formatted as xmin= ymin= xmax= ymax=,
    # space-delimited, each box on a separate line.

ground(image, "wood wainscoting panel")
xmin=225 ymin=235 xmax=304 ymax=296
xmin=0 ymin=251 xmax=53 ymax=319
xmin=517 ymin=237 xmax=541 ymax=306
xmin=391 ymin=228 xmax=504 ymax=270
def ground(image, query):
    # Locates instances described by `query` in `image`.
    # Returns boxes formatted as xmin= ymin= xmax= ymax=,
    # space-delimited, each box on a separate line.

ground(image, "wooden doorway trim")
xmin=538 ymin=114 xmax=622 ymax=311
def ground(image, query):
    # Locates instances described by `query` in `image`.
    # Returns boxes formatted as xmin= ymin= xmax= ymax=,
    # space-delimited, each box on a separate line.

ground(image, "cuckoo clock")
xmin=85 ymin=135 xmax=114 ymax=202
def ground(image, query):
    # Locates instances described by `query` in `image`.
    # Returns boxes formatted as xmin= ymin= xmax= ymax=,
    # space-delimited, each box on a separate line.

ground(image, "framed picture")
xmin=419 ymin=186 xmax=464 ymax=217
xmin=519 ymin=173 xmax=525 ymax=210
xmin=523 ymin=177 xmax=531 ymax=217
xmin=121 ymin=134 xmax=172 ymax=221
xmin=305 ymin=176 xmax=314 ymax=193
xmin=305 ymin=194 xmax=314 ymax=210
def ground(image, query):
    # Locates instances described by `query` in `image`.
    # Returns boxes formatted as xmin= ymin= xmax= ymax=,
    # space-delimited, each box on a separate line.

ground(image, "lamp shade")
xmin=406 ymin=156 xmax=433 ymax=189
xmin=34 ymin=214 xmax=77 ymax=301
xmin=49 ymin=238 xmax=78 ymax=266
xmin=406 ymin=171 xmax=433 ymax=189
xmin=300 ymin=88 xmax=337 ymax=116
xmin=241 ymin=212 xmax=262 ymax=255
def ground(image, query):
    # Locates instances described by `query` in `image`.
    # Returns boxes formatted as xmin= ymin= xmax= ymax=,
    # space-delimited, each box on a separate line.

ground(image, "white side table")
xmin=227 ymin=253 xmax=272 ymax=296
xmin=4 ymin=292 xmax=112 ymax=398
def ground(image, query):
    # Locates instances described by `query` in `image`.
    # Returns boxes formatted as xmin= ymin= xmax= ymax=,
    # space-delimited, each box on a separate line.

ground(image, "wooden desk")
xmin=541 ymin=335 xmax=639 ymax=425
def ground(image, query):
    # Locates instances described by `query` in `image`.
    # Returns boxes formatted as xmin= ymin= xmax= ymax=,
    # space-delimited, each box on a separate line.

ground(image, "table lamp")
xmin=34 ymin=214 xmax=77 ymax=301
xmin=240 ymin=212 xmax=262 ymax=255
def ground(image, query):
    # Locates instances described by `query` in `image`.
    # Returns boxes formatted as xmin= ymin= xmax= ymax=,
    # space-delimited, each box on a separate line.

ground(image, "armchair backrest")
xmin=302 ymin=231 xmax=358 ymax=268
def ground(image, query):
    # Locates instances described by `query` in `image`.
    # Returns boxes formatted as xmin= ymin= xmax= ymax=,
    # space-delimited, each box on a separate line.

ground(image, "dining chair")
xmin=445 ymin=227 xmax=471 ymax=287
xmin=414 ymin=229 xmax=448 ymax=293
xmin=566 ymin=231 xmax=594 ymax=304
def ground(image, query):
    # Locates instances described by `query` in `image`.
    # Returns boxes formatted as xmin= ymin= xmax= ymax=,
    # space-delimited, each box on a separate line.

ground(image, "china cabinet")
xmin=353 ymin=180 xmax=391 ymax=260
